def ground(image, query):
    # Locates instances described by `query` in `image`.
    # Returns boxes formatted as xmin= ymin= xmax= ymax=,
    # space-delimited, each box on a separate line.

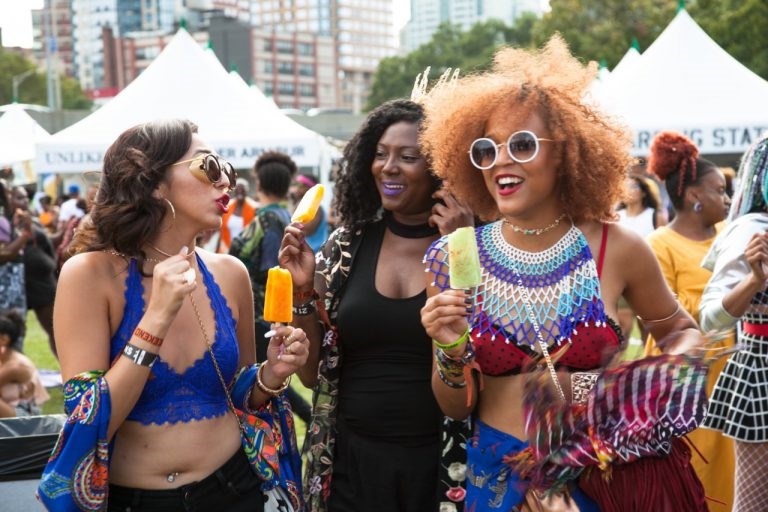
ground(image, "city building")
xmin=31 ymin=0 xmax=75 ymax=78
xmin=33 ymin=0 xmax=180 ymax=94
xmin=31 ymin=0 xmax=396 ymax=111
xmin=400 ymin=0 xmax=544 ymax=52
xmin=208 ymin=17 xmax=338 ymax=111
xmin=245 ymin=0 xmax=397 ymax=112
xmin=101 ymin=26 xmax=209 ymax=94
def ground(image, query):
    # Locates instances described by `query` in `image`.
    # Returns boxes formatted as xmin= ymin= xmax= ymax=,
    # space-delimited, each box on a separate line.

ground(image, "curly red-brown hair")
xmin=419 ymin=35 xmax=632 ymax=222
xmin=647 ymin=130 xmax=719 ymax=210
xmin=648 ymin=130 xmax=698 ymax=185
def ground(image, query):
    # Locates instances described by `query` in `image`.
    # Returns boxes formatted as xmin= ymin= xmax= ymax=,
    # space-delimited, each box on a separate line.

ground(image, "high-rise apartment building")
xmin=207 ymin=17 xmax=338 ymax=111
xmin=33 ymin=0 xmax=180 ymax=93
xmin=31 ymin=0 xmax=75 ymax=78
xmin=247 ymin=0 xmax=396 ymax=112
xmin=401 ymin=0 xmax=543 ymax=52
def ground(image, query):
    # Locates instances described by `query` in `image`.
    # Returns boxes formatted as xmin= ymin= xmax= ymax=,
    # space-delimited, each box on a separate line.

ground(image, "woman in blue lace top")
xmin=38 ymin=119 xmax=308 ymax=512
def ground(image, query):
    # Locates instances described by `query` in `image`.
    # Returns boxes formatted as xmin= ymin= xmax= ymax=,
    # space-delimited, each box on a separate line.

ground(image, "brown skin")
xmin=279 ymin=121 xmax=474 ymax=388
xmin=0 ymin=334 xmax=36 ymax=418
xmin=55 ymin=134 xmax=309 ymax=489
xmin=420 ymin=109 xmax=700 ymax=438
xmin=720 ymin=231 xmax=768 ymax=319
xmin=669 ymin=170 xmax=730 ymax=241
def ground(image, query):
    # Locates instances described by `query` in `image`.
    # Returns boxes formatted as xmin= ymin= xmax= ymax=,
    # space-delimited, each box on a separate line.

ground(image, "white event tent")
xmin=36 ymin=29 xmax=336 ymax=175
xmin=0 ymin=103 xmax=51 ymax=184
xmin=595 ymin=9 xmax=768 ymax=156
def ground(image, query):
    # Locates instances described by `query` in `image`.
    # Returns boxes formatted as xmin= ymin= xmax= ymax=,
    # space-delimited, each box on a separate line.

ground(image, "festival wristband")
xmin=133 ymin=326 xmax=164 ymax=346
xmin=122 ymin=343 xmax=158 ymax=368
xmin=432 ymin=327 xmax=470 ymax=350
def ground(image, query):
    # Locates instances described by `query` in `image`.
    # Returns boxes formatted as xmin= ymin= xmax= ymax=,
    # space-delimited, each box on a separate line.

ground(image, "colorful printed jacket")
xmin=37 ymin=365 xmax=303 ymax=511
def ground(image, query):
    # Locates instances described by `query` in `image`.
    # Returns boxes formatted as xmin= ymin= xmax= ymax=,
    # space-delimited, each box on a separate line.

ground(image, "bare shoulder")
xmin=59 ymin=251 xmax=130 ymax=290
xmin=196 ymin=249 xmax=250 ymax=300
xmin=196 ymin=249 xmax=248 ymax=279
xmin=579 ymin=221 xmax=652 ymax=258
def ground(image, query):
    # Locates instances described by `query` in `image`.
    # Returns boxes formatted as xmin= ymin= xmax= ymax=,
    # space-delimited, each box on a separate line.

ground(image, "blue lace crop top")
xmin=109 ymin=255 xmax=239 ymax=425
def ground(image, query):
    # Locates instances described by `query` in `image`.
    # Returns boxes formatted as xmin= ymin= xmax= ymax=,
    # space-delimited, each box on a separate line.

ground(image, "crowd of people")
xmin=0 ymin=34 xmax=765 ymax=512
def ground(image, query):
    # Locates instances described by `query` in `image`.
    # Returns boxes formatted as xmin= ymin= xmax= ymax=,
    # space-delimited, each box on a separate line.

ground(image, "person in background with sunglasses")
xmin=218 ymin=178 xmax=258 ymax=254
xmin=419 ymin=37 xmax=710 ymax=511
xmin=279 ymin=99 xmax=474 ymax=512
xmin=38 ymin=119 xmax=307 ymax=512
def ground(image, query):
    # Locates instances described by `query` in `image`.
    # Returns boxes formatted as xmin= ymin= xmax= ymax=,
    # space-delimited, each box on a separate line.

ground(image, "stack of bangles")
xmin=256 ymin=361 xmax=292 ymax=396
xmin=433 ymin=327 xmax=474 ymax=389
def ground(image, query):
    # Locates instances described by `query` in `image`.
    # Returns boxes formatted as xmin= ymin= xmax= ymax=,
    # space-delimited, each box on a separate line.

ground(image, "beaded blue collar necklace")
xmin=471 ymin=221 xmax=607 ymax=346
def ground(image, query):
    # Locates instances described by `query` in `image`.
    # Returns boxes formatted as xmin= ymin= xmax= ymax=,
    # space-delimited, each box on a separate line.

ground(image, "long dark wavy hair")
xmin=334 ymin=99 xmax=439 ymax=227
xmin=71 ymin=119 xmax=197 ymax=264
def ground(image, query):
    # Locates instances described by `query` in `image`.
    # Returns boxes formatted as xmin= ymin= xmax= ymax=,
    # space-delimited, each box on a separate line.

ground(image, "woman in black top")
xmin=279 ymin=99 xmax=474 ymax=511
xmin=10 ymin=186 xmax=57 ymax=356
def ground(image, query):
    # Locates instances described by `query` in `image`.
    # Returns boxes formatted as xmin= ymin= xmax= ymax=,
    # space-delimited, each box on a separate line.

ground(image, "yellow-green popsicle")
xmin=448 ymin=226 xmax=482 ymax=289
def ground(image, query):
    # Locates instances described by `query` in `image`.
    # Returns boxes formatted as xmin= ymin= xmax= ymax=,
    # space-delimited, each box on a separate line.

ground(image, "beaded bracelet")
xmin=256 ymin=362 xmax=292 ymax=396
xmin=437 ymin=366 xmax=467 ymax=388
xmin=432 ymin=327 xmax=470 ymax=350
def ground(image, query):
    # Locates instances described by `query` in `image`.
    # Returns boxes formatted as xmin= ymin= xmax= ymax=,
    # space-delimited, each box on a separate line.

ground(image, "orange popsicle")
xmin=292 ymin=184 xmax=325 ymax=223
xmin=263 ymin=267 xmax=293 ymax=323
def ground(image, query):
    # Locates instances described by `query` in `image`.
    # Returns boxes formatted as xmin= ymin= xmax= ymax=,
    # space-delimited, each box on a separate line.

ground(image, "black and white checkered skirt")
xmin=704 ymin=328 xmax=768 ymax=442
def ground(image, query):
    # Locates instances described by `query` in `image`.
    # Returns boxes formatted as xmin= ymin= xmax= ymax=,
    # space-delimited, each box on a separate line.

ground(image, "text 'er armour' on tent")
xmin=594 ymin=9 xmax=768 ymax=156
xmin=36 ymin=28 xmax=335 ymax=174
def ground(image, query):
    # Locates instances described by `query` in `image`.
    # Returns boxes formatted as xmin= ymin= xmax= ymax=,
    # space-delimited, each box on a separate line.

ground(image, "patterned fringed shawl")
xmin=510 ymin=354 xmax=709 ymax=507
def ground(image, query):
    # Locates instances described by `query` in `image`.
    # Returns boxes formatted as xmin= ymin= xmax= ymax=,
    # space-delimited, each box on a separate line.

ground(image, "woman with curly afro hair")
xmin=700 ymin=132 xmax=768 ymax=511
xmin=279 ymin=99 xmax=475 ymax=511
xmin=420 ymin=36 xmax=711 ymax=511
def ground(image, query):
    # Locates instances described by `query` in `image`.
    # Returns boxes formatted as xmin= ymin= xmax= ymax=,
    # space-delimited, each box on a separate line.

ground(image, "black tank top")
xmin=336 ymin=221 xmax=442 ymax=442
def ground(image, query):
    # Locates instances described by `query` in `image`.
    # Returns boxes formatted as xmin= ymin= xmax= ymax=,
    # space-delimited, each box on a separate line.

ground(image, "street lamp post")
xmin=12 ymin=69 xmax=36 ymax=103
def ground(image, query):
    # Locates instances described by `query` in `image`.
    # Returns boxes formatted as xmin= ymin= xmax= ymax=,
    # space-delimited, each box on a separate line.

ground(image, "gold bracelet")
xmin=637 ymin=302 xmax=681 ymax=324
xmin=256 ymin=362 xmax=291 ymax=396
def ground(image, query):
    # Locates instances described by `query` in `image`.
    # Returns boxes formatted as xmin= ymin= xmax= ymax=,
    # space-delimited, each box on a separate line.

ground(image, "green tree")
xmin=690 ymin=0 xmax=768 ymax=80
xmin=531 ymin=0 xmax=677 ymax=68
xmin=365 ymin=16 xmax=536 ymax=111
xmin=0 ymin=49 xmax=91 ymax=109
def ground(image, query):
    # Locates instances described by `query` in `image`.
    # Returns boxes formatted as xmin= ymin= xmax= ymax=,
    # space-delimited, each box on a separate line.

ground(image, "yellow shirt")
xmin=644 ymin=225 xmax=734 ymax=510
xmin=645 ymin=226 xmax=717 ymax=325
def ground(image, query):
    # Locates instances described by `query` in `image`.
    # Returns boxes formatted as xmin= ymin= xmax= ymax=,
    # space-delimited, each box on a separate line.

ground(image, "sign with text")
xmin=631 ymin=125 xmax=768 ymax=156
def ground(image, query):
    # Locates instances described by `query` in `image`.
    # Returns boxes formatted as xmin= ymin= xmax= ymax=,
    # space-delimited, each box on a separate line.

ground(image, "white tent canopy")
xmin=596 ymin=10 xmax=768 ymax=155
xmin=37 ymin=29 xmax=335 ymax=173
xmin=0 ymin=104 xmax=51 ymax=183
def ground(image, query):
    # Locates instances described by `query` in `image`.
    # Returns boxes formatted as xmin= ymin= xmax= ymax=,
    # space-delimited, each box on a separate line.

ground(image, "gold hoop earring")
xmin=163 ymin=198 xmax=176 ymax=220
